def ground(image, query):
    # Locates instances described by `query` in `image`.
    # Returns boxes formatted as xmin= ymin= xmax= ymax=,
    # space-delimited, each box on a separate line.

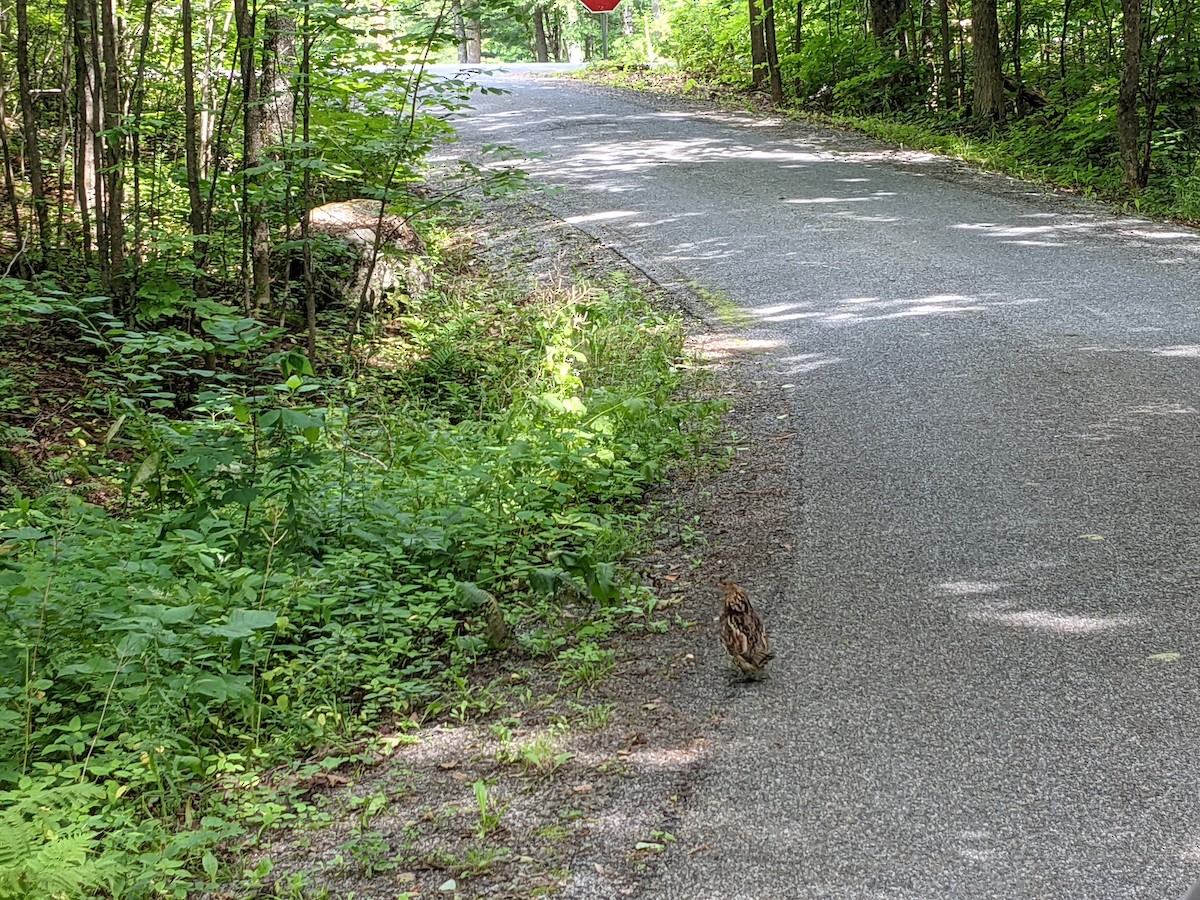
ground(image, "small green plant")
xmin=489 ymin=721 xmax=516 ymax=747
xmin=573 ymin=702 xmax=615 ymax=731
xmin=348 ymin=792 xmax=389 ymax=833
xmin=269 ymin=871 xmax=331 ymax=899
xmin=340 ymin=831 xmax=396 ymax=876
xmin=503 ymin=732 xmax=573 ymax=775
xmin=556 ymin=642 xmax=616 ymax=688
xmin=471 ymin=779 xmax=505 ymax=838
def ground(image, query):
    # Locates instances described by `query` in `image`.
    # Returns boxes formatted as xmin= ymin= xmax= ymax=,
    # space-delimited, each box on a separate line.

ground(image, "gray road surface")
xmin=442 ymin=74 xmax=1200 ymax=899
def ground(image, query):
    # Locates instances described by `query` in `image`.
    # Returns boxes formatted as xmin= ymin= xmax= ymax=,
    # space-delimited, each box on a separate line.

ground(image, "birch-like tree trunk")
xmin=0 ymin=90 xmax=27 ymax=270
xmin=182 ymin=0 xmax=207 ymax=263
xmin=99 ymin=0 xmax=127 ymax=303
xmin=466 ymin=0 xmax=482 ymax=63
xmin=452 ymin=2 xmax=468 ymax=62
xmin=259 ymin=12 xmax=296 ymax=149
xmin=762 ymin=0 xmax=784 ymax=103
xmin=938 ymin=0 xmax=952 ymax=108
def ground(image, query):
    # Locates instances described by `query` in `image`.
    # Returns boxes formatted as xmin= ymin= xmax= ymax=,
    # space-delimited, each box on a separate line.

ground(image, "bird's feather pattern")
xmin=718 ymin=577 xmax=773 ymax=674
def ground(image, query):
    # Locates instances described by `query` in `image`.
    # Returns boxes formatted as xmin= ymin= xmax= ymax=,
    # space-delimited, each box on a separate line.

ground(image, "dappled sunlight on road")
xmin=564 ymin=210 xmax=638 ymax=224
xmin=783 ymin=195 xmax=883 ymax=205
xmin=819 ymin=294 xmax=986 ymax=324
xmin=777 ymin=352 xmax=843 ymax=375
xmin=690 ymin=333 xmax=788 ymax=361
xmin=1126 ymin=401 xmax=1199 ymax=415
xmin=1182 ymin=838 xmax=1200 ymax=863
xmin=740 ymin=293 xmax=1005 ymax=327
xmin=934 ymin=579 xmax=1138 ymax=635
xmin=452 ymin=95 xmax=1200 ymax=272
xmin=935 ymin=580 xmax=1011 ymax=596
xmin=985 ymin=609 xmax=1136 ymax=635
xmin=1154 ymin=345 xmax=1200 ymax=358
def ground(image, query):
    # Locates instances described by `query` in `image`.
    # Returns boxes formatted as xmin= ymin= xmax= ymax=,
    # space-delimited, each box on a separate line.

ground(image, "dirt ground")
xmin=247 ymin=196 xmax=803 ymax=899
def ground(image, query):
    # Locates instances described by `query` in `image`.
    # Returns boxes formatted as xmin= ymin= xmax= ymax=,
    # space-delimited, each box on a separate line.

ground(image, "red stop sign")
xmin=578 ymin=0 xmax=621 ymax=10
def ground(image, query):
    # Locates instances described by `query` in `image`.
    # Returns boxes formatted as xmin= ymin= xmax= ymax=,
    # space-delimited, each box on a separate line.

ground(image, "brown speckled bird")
xmin=718 ymin=576 xmax=773 ymax=677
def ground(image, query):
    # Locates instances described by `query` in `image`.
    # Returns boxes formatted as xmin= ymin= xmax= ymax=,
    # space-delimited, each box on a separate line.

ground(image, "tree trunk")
xmin=938 ymin=0 xmax=953 ymax=108
xmin=235 ymin=0 xmax=270 ymax=312
xmin=301 ymin=0 xmax=316 ymax=361
xmin=972 ymin=0 xmax=1005 ymax=121
xmin=0 ymin=91 xmax=27 ymax=271
xmin=259 ymin=12 xmax=296 ymax=149
xmin=466 ymin=2 xmax=482 ymax=63
xmin=749 ymin=0 xmax=767 ymax=89
xmin=99 ymin=0 xmax=127 ymax=304
xmin=762 ymin=0 xmax=784 ymax=103
xmin=182 ymin=0 xmax=207 ymax=265
xmin=199 ymin=0 xmax=228 ymax=180
xmin=15 ymin=0 xmax=50 ymax=259
xmin=1060 ymin=0 xmax=1073 ymax=81
xmin=533 ymin=6 xmax=549 ymax=62
xmin=548 ymin=9 xmax=561 ymax=59
xmin=1012 ymin=0 xmax=1023 ymax=117
xmin=129 ymin=0 xmax=155 ymax=280
xmin=453 ymin=3 xmax=468 ymax=62
xmin=72 ymin=0 xmax=107 ymax=276
xmin=1118 ymin=0 xmax=1145 ymax=188
xmin=68 ymin=0 xmax=95 ymax=267
xmin=870 ymin=0 xmax=907 ymax=50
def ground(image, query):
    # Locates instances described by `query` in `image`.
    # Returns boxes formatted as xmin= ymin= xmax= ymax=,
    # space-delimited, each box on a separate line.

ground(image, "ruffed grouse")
xmin=718 ymin=577 xmax=773 ymax=677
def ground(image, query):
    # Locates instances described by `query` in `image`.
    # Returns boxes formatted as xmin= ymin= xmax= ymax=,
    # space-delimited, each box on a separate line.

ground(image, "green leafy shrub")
xmin=663 ymin=0 xmax=750 ymax=84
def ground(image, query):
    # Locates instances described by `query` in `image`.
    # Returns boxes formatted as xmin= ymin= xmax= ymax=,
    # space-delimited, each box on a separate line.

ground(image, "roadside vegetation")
xmin=0 ymin=227 xmax=719 ymax=896
xmin=0 ymin=2 xmax=722 ymax=895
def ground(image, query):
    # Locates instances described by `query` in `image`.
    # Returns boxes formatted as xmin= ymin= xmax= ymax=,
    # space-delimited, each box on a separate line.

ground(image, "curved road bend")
xmin=441 ymin=71 xmax=1200 ymax=899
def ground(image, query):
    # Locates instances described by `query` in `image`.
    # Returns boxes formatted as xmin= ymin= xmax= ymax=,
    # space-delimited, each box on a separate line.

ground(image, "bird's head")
xmin=716 ymin=576 xmax=740 ymax=605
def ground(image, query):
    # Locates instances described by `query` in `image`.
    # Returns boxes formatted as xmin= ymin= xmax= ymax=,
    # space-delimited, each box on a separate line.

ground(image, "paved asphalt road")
xmin=438 ymin=70 xmax=1200 ymax=899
